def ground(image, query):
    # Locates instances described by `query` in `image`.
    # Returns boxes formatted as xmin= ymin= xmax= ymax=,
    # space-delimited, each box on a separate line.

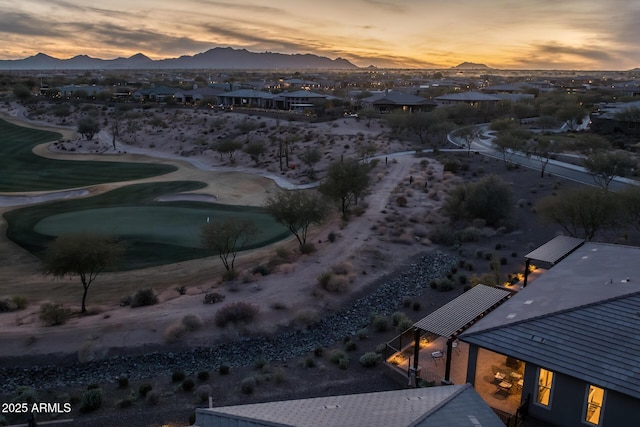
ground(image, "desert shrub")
xmin=443 ymin=174 xmax=513 ymax=227
xmin=79 ymin=388 xmax=103 ymax=413
xmin=164 ymin=322 xmax=187 ymax=343
xmin=301 ymin=242 xmax=316 ymax=254
xmin=500 ymin=257 xmax=508 ymax=265
xmin=253 ymin=357 xmax=268 ymax=370
xmin=0 ymin=296 xmax=27 ymax=312
xmin=317 ymin=271 xmax=332 ymax=288
xmin=215 ymin=302 xmax=259 ymax=327
xmin=302 ymin=357 xmax=316 ymax=368
xmin=219 ymin=364 xmax=230 ymax=375
xmin=39 ymin=303 xmax=72 ymax=326
xmin=456 ymin=227 xmax=481 ymax=242
xmin=331 ymin=262 xmax=352 ymax=275
xmin=371 ymin=315 xmax=390 ymax=332
xmin=323 ymin=275 xmax=350 ymax=293
xmin=240 ymin=377 xmax=257 ymax=394
xmin=313 ymin=347 xmax=324 ymax=357
xmin=428 ymin=225 xmax=456 ymax=246
xmin=195 ymin=385 xmax=212 ymax=403
xmin=375 ymin=344 xmax=387 ymax=354
xmin=396 ymin=196 xmax=408 ymax=207
xmin=344 ymin=340 xmax=357 ymax=351
xmin=359 ymin=352 xmax=381 ymax=367
xmin=117 ymin=374 xmax=129 ymax=389
xmin=172 ymin=370 xmax=186 ymax=383
xmin=327 ymin=231 xmax=337 ymax=242
xmin=437 ymin=278 xmax=455 ymax=292
xmin=391 ymin=311 xmax=409 ymax=327
xmin=146 ymin=390 xmax=160 ymax=405
xmin=203 ymin=292 xmax=226 ymax=304
xmin=197 ymin=370 xmax=210 ymax=381
xmin=356 ymin=328 xmax=368 ymax=340
xmin=273 ymin=368 xmax=286 ymax=384
xmin=412 ymin=301 xmax=421 ymax=311
xmin=181 ymin=378 xmax=195 ymax=392
xmin=138 ymin=384 xmax=153 ymax=397
xmin=458 ymin=274 xmax=468 ymax=285
xmin=443 ymin=159 xmax=461 ymax=173
xmin=181 ymin=314 xmax=203 ymax=331
xmin=130 ymin=288 xmax=157 ymax=308
xmin=329 ymin=350 xmax=349 ymax=369
xmin=252 ymin=265 xmax=270 ymax=276
xmin=294 ymin=308 xmax=320 ymax=327
xmin=396 ymin=318 xmax=413 ymax=332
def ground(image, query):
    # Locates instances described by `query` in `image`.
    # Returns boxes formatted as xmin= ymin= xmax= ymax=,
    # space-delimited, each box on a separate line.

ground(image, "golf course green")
xmin=5 ymin=181 xmax=289 ymax=270
xmin=0 ymin=118 xmax=176 ymax=192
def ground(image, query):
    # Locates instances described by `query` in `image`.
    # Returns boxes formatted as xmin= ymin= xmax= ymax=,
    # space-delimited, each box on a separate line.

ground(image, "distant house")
xmin=195 ymin=384 xmax=505 ymax=427
xmin=132 ymin=85 xmax=178 ymax=102
xmin=173 ymin=85 xmax=225 ymax=104
xmin=590 ymin=100 xmax=640 ymax=137
xmin=217 ymin=89 xmax=275 ymax=108
xmin=460 ymin=241 xmax=640 ymax=427
xmin=274 ymin=90 xmax=329 ymax=112
xmin=434 ymin=91 xmax=501 ymax=111
xmin=361 ymin=90 xmax=435 ymax=113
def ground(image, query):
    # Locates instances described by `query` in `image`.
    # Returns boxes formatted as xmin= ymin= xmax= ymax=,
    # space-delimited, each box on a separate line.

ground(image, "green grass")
xmin=0 ymin=118 xmax=176 ymax=192
xmin=4 ymin=182 xmax=290 ymax=270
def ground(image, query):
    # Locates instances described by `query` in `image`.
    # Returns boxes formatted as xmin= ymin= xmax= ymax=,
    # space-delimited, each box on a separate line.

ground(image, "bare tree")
xmin=201 ymin=218 xmax=257 ymax=280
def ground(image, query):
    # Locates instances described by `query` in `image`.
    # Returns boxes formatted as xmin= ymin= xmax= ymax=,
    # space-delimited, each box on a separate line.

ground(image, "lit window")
xmin=585 ymin=385 xmax=605 ymax=425
xmin=536 ymin=368 xmax=554 ymax=406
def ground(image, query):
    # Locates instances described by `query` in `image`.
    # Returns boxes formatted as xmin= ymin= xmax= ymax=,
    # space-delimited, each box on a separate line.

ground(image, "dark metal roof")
xmin=413 ymin=285 xmax=511 ymax=337
xmin=462 ymin=293 xmax=640 ymax=399
xmin=196 ymin=384 xmax=504 ymax=427
xmin=461 ymin=242 xmax=640 ymax=399
xmin=524 ymin=235 xmax=584 ymax=264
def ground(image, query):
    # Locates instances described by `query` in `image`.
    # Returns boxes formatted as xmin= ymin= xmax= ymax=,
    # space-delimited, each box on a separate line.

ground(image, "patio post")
xmin=412 ymin=328 xmax=420 ymax=386
xmin=443 ymin=337 xmax=454 ymax=385
xmin=523 ymin=259 xmax=531 ymax=287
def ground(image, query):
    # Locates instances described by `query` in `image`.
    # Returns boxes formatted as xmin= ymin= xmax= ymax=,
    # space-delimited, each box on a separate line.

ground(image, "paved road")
xmin=448 ymin=125 xmax=639 ymax=192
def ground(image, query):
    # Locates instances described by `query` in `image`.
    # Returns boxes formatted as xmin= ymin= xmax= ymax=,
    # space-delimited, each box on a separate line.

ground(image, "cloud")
xmin=361 ymin=0 xmax=407 ymax=13
xmin=0 ymin=12 xmax=59 ymax=37
xmin=532 ymin=42 xmax=618 ymax=63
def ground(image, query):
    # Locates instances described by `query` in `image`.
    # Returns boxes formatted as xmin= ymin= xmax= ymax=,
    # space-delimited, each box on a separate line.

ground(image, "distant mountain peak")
xmin=452 ymin=62 xmax=490 ymax=69
xmin=0 ymin=47 xmax=358 ymax=70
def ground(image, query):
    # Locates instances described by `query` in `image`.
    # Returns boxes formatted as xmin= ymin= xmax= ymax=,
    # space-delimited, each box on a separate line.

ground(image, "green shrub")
xmin=181 ymin=314 xmax=203 ymax=331
xmin=203 ymin=292 xmax=225 ymax=304
xmin=437 ymin=278 xmax=454 ymax=292
xmin=172 ymin=370 xmax=186 ymax=383
xmin=344 ymin=340 xmax=357 ymax=351
xmin=164 ymin=322 xmax=187 ymax=343
xmin=327 ymin=232 xmax=337 ymax=242
xmin=146 ymin=390 xmax=160 ymax=405
xmin=329 ymin=349 xmax=349 ymax=370
xmin=359 ymin=352 xmax=381 ymax=367
xmin=428 ymin=225 xmax=456 ymax=246
xmin=215 ymin=302 xmax=259 ymax=327
xmin=396 ymin=196 xmax=408 ymax=207
xmin=301 ymin=242 xmax=316 ymax=254
xmin=39 ymin=303 xmax=72 ymax=326
xmin=138 ymin=384 xmax=153 ymax=397
xmin=371 ymin=315 xmax=390 ymax=332
xmin=0 ymin=296 xmax=27 ymax=312
xmin=181 ymin=378 xmax=195 ymax=392
xmin=130 ymin=288 xmax=157 ymax=308
xmin=79 ymin=388 xmax=103 ymax=413
xmin=253 ymin=357 xmax=268 ymax=370
xmin=303 ymin=357 xmax=316 ymax=368
xmin=219 ymin=364 xmax=230 ymax=375
xmin=313 ymin=347 xmax=324 ymax=357
xmin=252 ymin=265 xmax=271 ymax=276
xmin=240 ymin=377 xmax=257 ymax=394
xmin=12 ymin=386 xmax=37 ymax=405
xmin=197 ymin=370 xmax=210 ymax=381
xmin=443 ymin=174 xmax=513 ymax=227
xmin=412 ymin=301 xmax=421 ymax=311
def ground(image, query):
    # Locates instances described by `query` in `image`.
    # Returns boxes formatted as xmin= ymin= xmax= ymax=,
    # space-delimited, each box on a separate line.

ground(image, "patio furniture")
xmin=496 ymin=381 xmax=513 ymax=394
xmin=494 ymin=372 xmax=506 ymax=382
xmin=431 ymin=350 xmax=443 ymax=364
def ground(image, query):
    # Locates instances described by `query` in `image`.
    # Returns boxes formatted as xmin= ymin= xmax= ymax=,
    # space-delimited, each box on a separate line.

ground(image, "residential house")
xmin=217 ymin=89 xmax=275 ymax=109
xmin=460 ymin=241 xmax=640 ymax=427
xmin=434 ymin=91 xmax=502 ymax=111
xmin=590 ymin=100 xmax=640 ymax=137
xmin=361 ymin=90 xmax=435 ymax=113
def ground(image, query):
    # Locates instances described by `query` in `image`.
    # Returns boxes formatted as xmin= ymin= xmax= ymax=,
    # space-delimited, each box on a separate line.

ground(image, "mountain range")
xmin=0 ymin=48 xmax=358 ymax=71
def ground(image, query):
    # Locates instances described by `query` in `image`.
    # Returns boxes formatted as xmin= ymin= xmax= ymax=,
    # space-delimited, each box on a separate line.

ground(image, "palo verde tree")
xmin=201 ymin=218 xmax=257 ymax=280
xmin=582 ymin=150 xmax=637 ymax=191
xmin=265 ymin=190 xmax=328 ymax=252
xmin=77 ymin=116 xmax=101 ymax=140
xmin=44 ymin=232 xmax=124 ymax=313
xmin=537 ymin=188 xmax=621 ymax=240
xmin=319 ymin=158 xmax=370 ymax=217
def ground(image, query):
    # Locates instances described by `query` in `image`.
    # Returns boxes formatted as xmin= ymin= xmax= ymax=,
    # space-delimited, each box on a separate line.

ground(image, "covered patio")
xmin=384 ymin=285 xmax=513 ymax=387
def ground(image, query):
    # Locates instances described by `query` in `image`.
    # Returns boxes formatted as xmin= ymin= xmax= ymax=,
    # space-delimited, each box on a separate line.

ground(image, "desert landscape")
xmin=0 ymin=100 xmax=601 ymax=425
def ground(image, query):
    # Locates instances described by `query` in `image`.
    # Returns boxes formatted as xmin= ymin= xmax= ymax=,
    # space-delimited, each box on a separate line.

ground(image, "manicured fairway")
xmin=0 ymin=118 xmax=176 ymax=192
xmin=4 ymin=182 xmax=289 ymax=270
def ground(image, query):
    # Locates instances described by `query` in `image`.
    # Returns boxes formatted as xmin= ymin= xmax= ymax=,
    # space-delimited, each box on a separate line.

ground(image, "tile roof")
xmin=195 ymin=384 xmax=505 ymax=427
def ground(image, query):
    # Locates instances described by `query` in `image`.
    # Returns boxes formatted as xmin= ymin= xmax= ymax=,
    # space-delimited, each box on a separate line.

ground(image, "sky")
xmin=0 ymin=0 xmax=638 ymax=70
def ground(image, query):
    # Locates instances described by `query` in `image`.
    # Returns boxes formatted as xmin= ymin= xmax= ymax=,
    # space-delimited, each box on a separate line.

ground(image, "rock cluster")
xmin=0 ymin=251 xmax=456 ymax=394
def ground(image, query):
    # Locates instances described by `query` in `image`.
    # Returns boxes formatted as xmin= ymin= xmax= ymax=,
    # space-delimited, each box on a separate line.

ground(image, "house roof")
xmin=435 ymin=91 xmax=501 ymax=102
xmin=195 ymin=384 xmax=505 ymax=427
xmin=524 ymin=235 xmax=584 ymax=264
xmin=219 ymin=89 xmax=274 ymax=99
xmin=279 ymin=90 xmax=327 ymax=98
xmin=461 ymin=242 xmax=640 ymax=399
xmin=363 ymin=90 xmax=431 ymax=106
xmin=413 ymin=284 xmax=512 ymax=337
